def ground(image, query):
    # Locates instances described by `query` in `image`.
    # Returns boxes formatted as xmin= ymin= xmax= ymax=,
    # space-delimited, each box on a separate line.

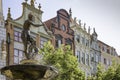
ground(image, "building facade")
xmin=45 ymin=9 xmax=74 ymax=52
xmin=0 ymin=0 xmax=6 ymax=79
xmin=5 ymin=0 xmax=52 ymax=65
xmin=70 ymin=18 xmax=91 ymax=76
xmin=90 ymin=28 xmax=101 ymax=75
xmin=70 ymin=12 xmax=119 ymax=76
xmin=98 ymin=40 xmax=120 ymax=69
xmin=1 ymin=0 xmax=120 ymax=79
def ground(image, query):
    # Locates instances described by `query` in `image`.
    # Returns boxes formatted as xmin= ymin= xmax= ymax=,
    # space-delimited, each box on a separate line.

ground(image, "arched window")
xmin=61 ymin=24 xmax=66 ymax=31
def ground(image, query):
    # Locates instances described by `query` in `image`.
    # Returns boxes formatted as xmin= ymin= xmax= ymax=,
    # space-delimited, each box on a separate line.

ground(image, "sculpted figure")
xmin=21 ymin=13 xmax=43 ymax=59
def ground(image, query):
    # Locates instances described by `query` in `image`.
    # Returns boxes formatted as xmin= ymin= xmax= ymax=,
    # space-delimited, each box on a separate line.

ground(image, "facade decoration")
xmin=70 ymin=17 xmax=91 ymax=76
xmin=45 ymin=9 xmax=74 ymax=52
xmin=90 ymin=28 xmax=101 ymax=75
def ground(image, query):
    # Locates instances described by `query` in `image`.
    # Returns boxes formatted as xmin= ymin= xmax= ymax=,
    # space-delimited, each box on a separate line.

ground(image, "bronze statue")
xmin=21 ymin=13 xmax=43 ymax=59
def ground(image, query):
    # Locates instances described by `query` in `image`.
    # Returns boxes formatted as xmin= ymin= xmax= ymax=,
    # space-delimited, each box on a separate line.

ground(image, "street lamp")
xmin=6 ymin=33 xmax=10 ymax=66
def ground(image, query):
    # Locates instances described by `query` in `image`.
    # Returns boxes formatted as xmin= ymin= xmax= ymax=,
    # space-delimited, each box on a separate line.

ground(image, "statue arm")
xmin=30 ymin=21 xmax=43 ymax=27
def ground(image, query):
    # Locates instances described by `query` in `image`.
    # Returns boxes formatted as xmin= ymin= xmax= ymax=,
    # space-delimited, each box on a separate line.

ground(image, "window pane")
xmin=19 ymin=51 xmax=23 ymax=57
xmin=18 ymin=33 xmax=21 ymax=37
xmin=14 ymin=49 xmax=18 ymax=56
xmin=14 ymin=56 xmax=19 ymax=64
xmin=58 ymin=40 xmax=61 ymax=47
xmin=14 ymin=36 xmax=18 ymax=41
xmin=14 ymin=31 xmax=18 ymax=36
xmin=40 ymin=37 xmax=48 ymax=48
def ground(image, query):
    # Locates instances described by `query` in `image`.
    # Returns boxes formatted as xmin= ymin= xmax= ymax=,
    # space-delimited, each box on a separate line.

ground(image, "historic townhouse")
xmin=98 ymin=40 xmax=120 ymax=69
xmin=45 ymin=9 xmax=74 ymax=52
xmin=70 ymin=16 xmax=101 ymax=76
xmin=90 ymin=28 xmax=101 ymax=75
xmin=44 ymin=8 xmax=120 ymax=77
xmin=70 ymin=17 xmax=91 ymax=76
xmin=5 ymin=0 xmax=52 ymax=65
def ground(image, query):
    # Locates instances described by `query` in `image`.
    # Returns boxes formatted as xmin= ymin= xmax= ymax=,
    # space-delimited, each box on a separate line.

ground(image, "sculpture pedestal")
xmin=1 ymin=59 xmax=58 ymax=80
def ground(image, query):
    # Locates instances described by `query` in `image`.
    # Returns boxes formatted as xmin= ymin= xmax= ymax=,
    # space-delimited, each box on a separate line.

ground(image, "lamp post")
xmin=6 ymin=33 xmax=10 ymax=66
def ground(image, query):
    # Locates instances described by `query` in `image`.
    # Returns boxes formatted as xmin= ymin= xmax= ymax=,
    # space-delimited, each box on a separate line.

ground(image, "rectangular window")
xmin=76 ymin=35 xmax=80 ymax=43
xmin=107 ymin=49 xmax=110 ymax=54
xmin=76 ymin=51 xmax=80 ymax=63
xmin=102 ymin=46 xmax=105 ymax=51
xmin=86 ymin=39 xmax=89 ymax=47
xmin=95 ymin=44 xmax=98 ymax=49
xmin=14 ymin=31 xmax=22 ymax=42
xmin=56 ymin=39 xmax=62 ymax=48
xmin=82 ymin=37 xmax=85 ymax=45
xmin=96 ymin=54 xmax=99 ymax=62
xmin=82 ymin=53 xmax=85 ymax=64
xmin=40 ymin=37 xmax=48 ymax=48
xmin=14 ymin=49 xmax=23 ymax=64
xmin=86 ymin=54 xmax=89 ymax=65
xmin=104 ymin=58 xmax=106 ymax=65
xmin=91 ymin=53 xmax=94 ymax=62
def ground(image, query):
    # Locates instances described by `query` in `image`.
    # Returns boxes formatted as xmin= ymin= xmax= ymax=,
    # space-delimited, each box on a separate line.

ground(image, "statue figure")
xmin=79 ymin=20 xmax=81 ymax=27
xmin=1 ymin=40 xmax=7 ymax=60
xmin=74 ymin=17 xmax=77 ymax=23
xmin=21 ymin=13 xmax=43 ymax=59
xmin=88 ymin=26 xmax=91 ymax=34
xmin=83 ymin=23 xmax=86 ymax=31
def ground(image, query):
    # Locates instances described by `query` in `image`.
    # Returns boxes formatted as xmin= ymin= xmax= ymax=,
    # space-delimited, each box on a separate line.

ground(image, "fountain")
xmin=1 ymin=13 xmax=58 ymax=80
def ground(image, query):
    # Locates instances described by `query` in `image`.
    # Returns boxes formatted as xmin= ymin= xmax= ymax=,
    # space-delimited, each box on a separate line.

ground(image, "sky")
xmin=2 ymin=0 xmax=120 ymax=55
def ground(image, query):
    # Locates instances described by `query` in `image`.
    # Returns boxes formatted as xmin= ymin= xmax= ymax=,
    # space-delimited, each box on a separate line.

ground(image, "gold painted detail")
xmin=3 ymin=70 xmax=13 ymax=79
xmin=20 ymin=59 xmax=39 ymax=64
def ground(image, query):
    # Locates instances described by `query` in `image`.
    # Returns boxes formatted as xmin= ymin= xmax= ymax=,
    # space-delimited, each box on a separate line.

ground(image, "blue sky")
xmin=3 ymin=0 xmax=120 ymax=55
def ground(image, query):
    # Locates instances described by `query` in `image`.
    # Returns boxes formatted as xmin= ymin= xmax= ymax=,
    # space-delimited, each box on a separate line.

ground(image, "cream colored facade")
xmin=98 ymin=41 xmax=120 ymax=70
xmin=70 ymin=16 xmax=118 ymax=77
xmin=70 ymin=18 xmax=91 ymax=76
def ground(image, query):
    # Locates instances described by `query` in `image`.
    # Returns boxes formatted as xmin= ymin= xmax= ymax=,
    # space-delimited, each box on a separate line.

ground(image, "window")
xmin=56 ymin=39 xmax=62 ymax=48
xmin=95 ymin=44 xmax=98 ymax=49
xmin=107 ymin=49 xmax=110 ymax=54
xmin=82 ymin=53 xmax=85 ymax=64
xmin=96 ymin=54 xmax=99 ymax=62
xmin=103 ymin=46 xmax=107 ymax=52
xmin=91 ymin=53 xmax=94 ymax=62
xmin=65 ymin=38 xmax=72 ymax=49
xmin=76 ymin=35 xmax=80 ymax=43
xmin=102 ymin=46 xmax=104 ymax=51
xmin=51 ymin=23 xmax=55 ymax=32
xmin=104 ymin=58 xmax=106 ymax=65
xmin=86 ymin=39 xmax=89 ymax=46
xmin=55 ymin=34 xmax=62 ymax=48
xmin=14 ymin=49 xmax=23 ymax=64
xmin=86 ymin=54 xmax=89 ymax=65
xmin=82 ymin=37 xmax=85 ymax=45
xmin=40 ymin=37 xmax=48 ymax=48
xmin=61 ymin=24 xmax=66 ymax=31
xmin=14 ymin=31 xmax=22 ymax=42
xmin=0 ymin=21 xmax=3 ymax=26
xmin=76 ymin=51 xmax=80 ymax=63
